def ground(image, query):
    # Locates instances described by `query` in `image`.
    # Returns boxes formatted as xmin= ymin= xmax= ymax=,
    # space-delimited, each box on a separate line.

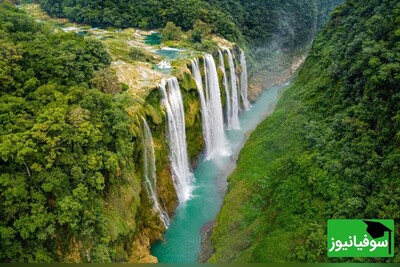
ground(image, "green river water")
xmin=144 ymin=32 xmax=162 ymax=45
xmin=151 ymin=83 xmax=288 ymax=262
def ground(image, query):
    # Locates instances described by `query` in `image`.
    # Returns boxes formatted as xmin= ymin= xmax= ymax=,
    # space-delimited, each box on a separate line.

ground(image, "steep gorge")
xmin=0 ymin=0 xmax=348 ymax=263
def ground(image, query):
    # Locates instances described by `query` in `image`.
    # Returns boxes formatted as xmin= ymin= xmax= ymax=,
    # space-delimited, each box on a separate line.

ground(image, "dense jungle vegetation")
xmin=0 ymin=2 xmax=145 ymax=262
xmin=38 ymin=0 xmax=342 ymax=48
xmin=3 ymin=0 xmax=399 ymax=263
xmin=210 ymin=0 xmax=400 ymax=263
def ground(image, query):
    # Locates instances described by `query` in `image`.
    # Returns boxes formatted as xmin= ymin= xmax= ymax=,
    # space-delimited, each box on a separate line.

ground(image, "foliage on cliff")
xmin=210 ymin=0 xmax=400 ymax=262
xmin=0 ymin=3 xmax=144 ymax=262
xmin=38 ymin=0 xmax=342 ymax=48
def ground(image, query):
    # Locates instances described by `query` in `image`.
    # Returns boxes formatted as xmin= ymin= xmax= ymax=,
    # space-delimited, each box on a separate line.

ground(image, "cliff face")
xmin=138 ymin=65 xmax=206 ymax=216
xmin=110 ymin=50 xmax=247 ymax=262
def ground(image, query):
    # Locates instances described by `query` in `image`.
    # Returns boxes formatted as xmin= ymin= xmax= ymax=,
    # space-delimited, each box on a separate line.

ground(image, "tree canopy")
xmin=0 ymin=2 xmax=140 ymax=262
xmin=39 ymin=0 xmax=343 ymax=48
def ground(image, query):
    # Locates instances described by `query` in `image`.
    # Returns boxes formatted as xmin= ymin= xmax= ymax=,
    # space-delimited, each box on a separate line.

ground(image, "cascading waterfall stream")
xmin=191 ymin=55 xmax=228 ymax=159
xmin=221 ymin=47 xmax=240 ymax=130
xmin=191 ymin=58 xmax=211 ymax=158
xmin=239 ymin=50 xmax=251 ymax=110
xmin=152 ymin=80 xmax=286 ymax=264
xmin=160 ymin=78 xmax=194 ymax=203
xmin=203 ymin=54 xmax=228 ymax=157
xmin=141 ymin=117 xmax=170 ymax=228
xmin=152 ymin=44 xmax=285 ymax=263
xmin=218 ymin=49 xmax=232 ymax=128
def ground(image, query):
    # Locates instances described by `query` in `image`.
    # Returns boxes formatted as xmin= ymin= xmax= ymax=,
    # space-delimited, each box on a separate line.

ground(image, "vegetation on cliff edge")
xmin=210 ymin=0 xmax=400 ymax=263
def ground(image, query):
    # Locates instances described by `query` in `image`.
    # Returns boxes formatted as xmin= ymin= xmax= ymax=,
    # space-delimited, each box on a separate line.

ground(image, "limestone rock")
xmin=128 ymin=230 xmax=159 ymax=263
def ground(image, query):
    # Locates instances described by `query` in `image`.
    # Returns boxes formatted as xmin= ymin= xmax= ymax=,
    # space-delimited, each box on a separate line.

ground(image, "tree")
xmin=190 ymin=19 xmax=212 ymax=43
xmin=91 ymin=68 xmax=122 ymax=95
xmin=128 ymin=46 xmax=154 ymax=62
xmin=161 ymin=22 xmax=183 ymax=41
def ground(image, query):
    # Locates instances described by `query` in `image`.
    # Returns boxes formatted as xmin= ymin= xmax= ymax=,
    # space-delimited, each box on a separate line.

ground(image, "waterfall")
xmin=160 ymin=78 xmax=194 ymax=203
xmin=141 ymin=117 xmax=170 ymax=228
xmin=221 ymin=47 xmax=240 ymax=130
xmin=191 ymin=54 xmax=227 ymax=159
xmin=218 ymin=49 xmax=232 ymax=129
xmin=203 ymin=54 xmax=227 ymax=158
xmin=239 ymin=50 xmax=251 ymax=110
xmin=191 ymin=58 xmax=211 ymax=158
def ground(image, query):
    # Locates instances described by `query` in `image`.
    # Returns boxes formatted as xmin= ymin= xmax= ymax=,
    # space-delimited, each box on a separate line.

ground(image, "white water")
xmin=239 ymin=50 xmax=251 ymax=110
xmin=152 ymin=83 xmax=288 ymax=263
xmin=191 ymin=58 xmax=212 ymax=158
xmin=203 ymin=54 xmax=228 ymax=159
xmin=191 ymin=56 xmax=228 ymax=159
xmin=141 ymin=117 xmax=170 ymax=228
xmin=160 ymin=47 xmax=185 ymax=51
xmin=221 ymin=47 xmax=240 ymax=130
xmin=160 ymin=78 xmax=194 ymax=203
xmin=158 ymin=60 xmax=171 ymax=69
xmin=218 ymin=49 xmax=232 ymax=128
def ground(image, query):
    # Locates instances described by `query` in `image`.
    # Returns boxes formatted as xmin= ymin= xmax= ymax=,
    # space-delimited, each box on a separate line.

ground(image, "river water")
xmin=151 ymin=83 xmax=288 ymax=263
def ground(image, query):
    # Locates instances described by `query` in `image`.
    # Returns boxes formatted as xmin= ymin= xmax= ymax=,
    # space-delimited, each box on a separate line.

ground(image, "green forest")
xmin=210 ymin=0 xmax=400 ymax=263
xmin=39 ymin=0 xmax=341 ymax=48
xmin=0 ymin=2 xmax=148 ymax=262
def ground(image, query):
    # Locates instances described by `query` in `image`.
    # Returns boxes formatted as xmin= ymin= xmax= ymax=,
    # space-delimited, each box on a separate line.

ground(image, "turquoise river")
xmin=151 ymin=83 xmax=289 ymax=263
